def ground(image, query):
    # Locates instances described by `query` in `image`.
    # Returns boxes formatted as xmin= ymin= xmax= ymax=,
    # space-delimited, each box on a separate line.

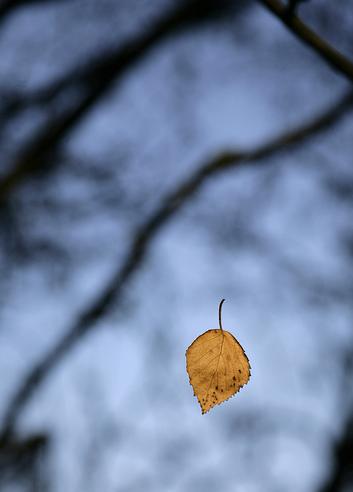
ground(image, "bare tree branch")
xmin=2 ymin=0 xmax=244 ymax=106
xmin=1 ymin=90 xmax=352 ymax=442
xmin=0 ymin=432 xmax=48 ymax=491
xmin=317 ymin=414 xmax=353 ymax=492
xmin=258 ymin=0 xmax=353 ymax=83
xmin=0 ymin=0 xmax=69 ymax=24
xmin=286 ymin=0 xmax=309 ymax=17
xmin=316 ymin=345 xmax=353 ymax=492
xmin=0 ymin=0 xmax=243 ymax=202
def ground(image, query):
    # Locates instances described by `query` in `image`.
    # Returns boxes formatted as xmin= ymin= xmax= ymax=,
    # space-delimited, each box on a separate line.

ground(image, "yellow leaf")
xmin=186 ymin=299 xmax=250 ymax=414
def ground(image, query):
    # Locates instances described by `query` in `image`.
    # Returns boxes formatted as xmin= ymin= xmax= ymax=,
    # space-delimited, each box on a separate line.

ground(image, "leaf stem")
xmin=219 ymin=299 xmax=225 ymax=332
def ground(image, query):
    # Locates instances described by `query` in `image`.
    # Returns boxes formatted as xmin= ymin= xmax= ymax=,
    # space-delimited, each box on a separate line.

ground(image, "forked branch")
xmin=259 ymin=0 xmax=353 ymax=83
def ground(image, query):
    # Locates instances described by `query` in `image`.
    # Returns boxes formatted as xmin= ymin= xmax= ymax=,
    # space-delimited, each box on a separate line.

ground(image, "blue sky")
xmin=0 ymin=1 xmax=352 ymax=491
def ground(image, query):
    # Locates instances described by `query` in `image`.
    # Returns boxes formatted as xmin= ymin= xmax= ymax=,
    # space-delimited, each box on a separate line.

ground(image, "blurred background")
xmin=0 ymin=1 xmax=352 ymax=491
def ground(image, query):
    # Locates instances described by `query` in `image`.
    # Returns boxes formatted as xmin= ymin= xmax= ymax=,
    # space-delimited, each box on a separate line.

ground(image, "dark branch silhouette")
xmin=0 ymin=0 xmax=244 ymax=202
xmin=0 ymin=0 xmax=69 ymax=24
xmin=0 ymin=432 xmax=48 ymax=488
xmin=1 ymin=89 xmax=352 ymax=442
xmin=286 ymin=0 xmax=309 ymax=17
xmin=2 ymin=0 xmax=245 ymax=106
xmin=316 ymin=344 xmax=353 ymax=492
xmin=259 ymin=0 xmax=353 ymax=83
xmin=317 ymin=414 xmax=353 ymax=492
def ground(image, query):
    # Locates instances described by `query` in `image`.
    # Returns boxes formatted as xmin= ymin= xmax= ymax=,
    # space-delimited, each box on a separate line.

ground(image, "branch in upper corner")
xmin=258 ymin=0 xmax=353 ymax=83
xmin=0 ymin=89 xmax=352 ymax=442
xmin=0 ymin=0 xmax=246 ymax=202
xmin=0 ymin=0 xmax=70 ymax=24
xmin=1 ymin=0 xmax=245 ymax=109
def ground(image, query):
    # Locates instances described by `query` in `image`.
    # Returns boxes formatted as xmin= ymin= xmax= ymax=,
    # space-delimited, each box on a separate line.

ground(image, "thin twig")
xmin=1 ymin=90 xmax=352 ymax=442
xmin=259 ymin=0 xmax=353 ymax=83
